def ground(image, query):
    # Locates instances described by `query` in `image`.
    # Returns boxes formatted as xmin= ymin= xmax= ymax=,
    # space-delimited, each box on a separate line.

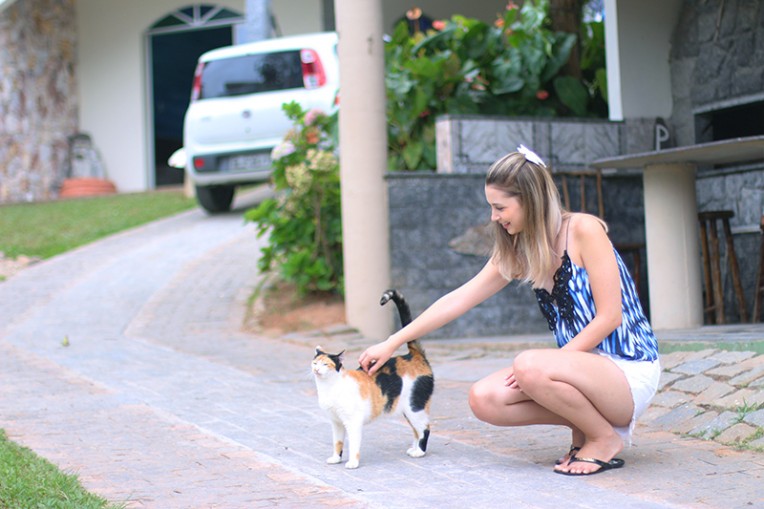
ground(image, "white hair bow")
xmin=517 ymin=144 xmax=546 ymax=168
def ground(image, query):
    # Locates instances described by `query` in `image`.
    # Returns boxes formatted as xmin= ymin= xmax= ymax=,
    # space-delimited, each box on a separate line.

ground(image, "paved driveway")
xmin=0 ymin=188 xmax=761 ymax=508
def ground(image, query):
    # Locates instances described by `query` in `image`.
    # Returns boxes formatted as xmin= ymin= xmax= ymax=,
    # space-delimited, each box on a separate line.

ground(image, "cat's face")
xmin=312 ymin=347 xmax=344 ymax=377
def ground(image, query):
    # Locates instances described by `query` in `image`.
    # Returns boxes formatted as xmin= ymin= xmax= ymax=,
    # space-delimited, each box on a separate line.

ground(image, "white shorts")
xmin=596 ymin=349 xmax=661 ymax=446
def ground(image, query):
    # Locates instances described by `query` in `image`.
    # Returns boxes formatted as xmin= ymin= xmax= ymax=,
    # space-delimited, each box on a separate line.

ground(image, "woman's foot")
xmin=555 ymin=429 xmax=585 ymax=465
xmin=554 ymin=433 xmax=623 ymax=475
xmin=555 ymin=445 xmax=581 ymax=466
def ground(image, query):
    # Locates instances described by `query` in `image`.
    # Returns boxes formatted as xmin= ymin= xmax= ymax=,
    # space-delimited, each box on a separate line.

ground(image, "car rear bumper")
xmin=186 ymin=149 xmax=273 ymax=187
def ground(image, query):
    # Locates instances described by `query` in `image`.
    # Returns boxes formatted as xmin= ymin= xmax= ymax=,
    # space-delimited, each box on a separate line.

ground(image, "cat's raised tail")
xmin=380 ymin=289 xmax=412 ymax=326
xmin=380 ymin=289 xmax=425 ymax=356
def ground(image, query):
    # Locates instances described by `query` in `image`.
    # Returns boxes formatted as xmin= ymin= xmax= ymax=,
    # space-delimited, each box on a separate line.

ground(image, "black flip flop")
xmin=555 ymin=445 xmax=581 ymax=465
xmin=555 ymin=455 xmax=625 ymax=476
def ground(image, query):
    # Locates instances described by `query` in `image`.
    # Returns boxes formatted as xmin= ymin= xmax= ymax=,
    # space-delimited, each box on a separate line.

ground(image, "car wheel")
xmin=196 ymin=185 xmax=235 ymax=213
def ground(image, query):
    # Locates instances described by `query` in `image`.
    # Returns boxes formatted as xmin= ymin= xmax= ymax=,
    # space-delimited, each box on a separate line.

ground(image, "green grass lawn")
xmin=0 ymin=189 xmax=196 ymax=259
xmin=0 ymin=189 xmax=196 ymax=507
xmin=0 ymin=425 xmax=125 ymax=508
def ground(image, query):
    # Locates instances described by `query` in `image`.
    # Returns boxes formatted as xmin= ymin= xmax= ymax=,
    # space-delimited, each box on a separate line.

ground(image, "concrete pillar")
xmin=334 ymin=0 xmax=391 ymax=339
xmin=643 ymin=163 xmax=704 ymax=329
xmin=237 ymin=0 xmax=271 ymax=43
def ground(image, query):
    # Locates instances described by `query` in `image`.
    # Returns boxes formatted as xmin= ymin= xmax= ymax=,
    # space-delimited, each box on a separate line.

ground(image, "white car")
xmin=183 ymin=32 xmax=339 ymax=213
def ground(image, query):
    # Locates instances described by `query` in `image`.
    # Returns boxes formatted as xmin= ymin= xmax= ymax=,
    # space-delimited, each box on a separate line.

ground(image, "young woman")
xmin=358 ymin=146 xmax=660 ymax=476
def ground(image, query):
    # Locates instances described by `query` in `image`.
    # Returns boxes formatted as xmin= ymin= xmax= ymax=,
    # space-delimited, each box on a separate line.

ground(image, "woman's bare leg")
xmin=470 ymin=372 xmax=585 ymax=464
xmin=468 ymin=349 xmax=633 ymax=474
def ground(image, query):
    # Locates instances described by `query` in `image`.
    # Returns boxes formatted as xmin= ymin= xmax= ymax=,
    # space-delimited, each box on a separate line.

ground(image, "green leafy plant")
xmin=734 ymin=399 xmax=764 ymax=423
xmin=385 ymin=0 xmax=607 ymax=170
xmin=245 ymin=102 xmax=343 ymax=295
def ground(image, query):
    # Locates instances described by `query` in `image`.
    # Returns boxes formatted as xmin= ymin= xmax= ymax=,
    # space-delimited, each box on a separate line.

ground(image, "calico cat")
xmin=311 ymin=289 xmax=434 ymax=469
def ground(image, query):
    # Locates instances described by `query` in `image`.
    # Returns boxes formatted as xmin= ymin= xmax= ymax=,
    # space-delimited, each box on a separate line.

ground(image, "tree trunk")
xmin=548 ymin=0 xmax=584 ymax=78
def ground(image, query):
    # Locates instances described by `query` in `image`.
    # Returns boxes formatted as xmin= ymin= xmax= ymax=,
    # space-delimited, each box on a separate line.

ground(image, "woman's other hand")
xmin=504 ymin=367 xmax=521 ymax=390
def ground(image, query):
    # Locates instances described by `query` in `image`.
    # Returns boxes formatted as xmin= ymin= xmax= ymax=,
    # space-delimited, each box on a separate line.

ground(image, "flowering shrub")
xmin=386 ymin=0 xmax=607 ymax=170
xmin=244 ymin=102 xmax=343 ymax=295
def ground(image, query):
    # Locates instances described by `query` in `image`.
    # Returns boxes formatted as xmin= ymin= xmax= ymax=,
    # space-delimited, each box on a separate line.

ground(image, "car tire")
xmin=196 ymin=185 xmax=235 ymax=213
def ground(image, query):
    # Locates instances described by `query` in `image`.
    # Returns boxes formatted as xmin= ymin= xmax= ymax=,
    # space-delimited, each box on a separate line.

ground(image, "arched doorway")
xmin=147 ymin=5 xmax=243 ymax=187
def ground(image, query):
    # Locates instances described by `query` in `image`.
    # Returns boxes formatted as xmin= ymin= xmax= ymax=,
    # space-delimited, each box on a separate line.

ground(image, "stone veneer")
xmin=0 ymin=0 xmax=78 ymax=203
xmin=387 ymin=171 xmax=548 ymax=339
xmin=668 ymin=0 xmax=764 ymax=322
xmin=435 ymin=114 xmax=657 ymax=174
xmin=387 ymin=115 xmax=655 ymax=338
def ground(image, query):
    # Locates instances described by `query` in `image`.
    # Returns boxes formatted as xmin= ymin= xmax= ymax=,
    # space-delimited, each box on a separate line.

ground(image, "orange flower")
xmin=305 ymin=128 xmax=320 ymax=144
xmin=536 ymin=90 xmax=549 ymax=100
xmin=506 ymin=2 xmax=519 ymax=10
xmin=432 ymin=20 xmax=446 ymax=31
xmin=494 ymin=18 xmax=505 ymax=28
xmin=406 ymin=7 xmax=422 ymax=20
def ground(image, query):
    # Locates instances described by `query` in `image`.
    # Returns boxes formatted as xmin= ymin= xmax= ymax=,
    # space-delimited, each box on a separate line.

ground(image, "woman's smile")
xmin=486 ymin=185 xmax=524 ymax=234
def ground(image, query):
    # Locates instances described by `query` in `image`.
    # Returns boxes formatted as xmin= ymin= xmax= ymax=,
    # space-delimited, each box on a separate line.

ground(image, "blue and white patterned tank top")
xmin=533 ymin=229 xmax=658 ymax=362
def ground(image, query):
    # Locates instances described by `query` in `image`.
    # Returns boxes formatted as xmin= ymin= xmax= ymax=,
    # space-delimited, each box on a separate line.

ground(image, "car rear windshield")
xmin=200 ymin=50 xmax=304 ymax=99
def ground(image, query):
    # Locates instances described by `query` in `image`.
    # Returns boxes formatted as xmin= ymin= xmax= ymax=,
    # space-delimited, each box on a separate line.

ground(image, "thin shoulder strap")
xmin=565 ymin=214 xmax=573 ymax=251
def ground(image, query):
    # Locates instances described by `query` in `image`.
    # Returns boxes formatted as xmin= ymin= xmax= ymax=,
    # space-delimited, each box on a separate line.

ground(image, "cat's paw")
xmin=407 ymin=447 xmax=426 ymax=458
xmin=344 ymin=460 xmax=359 ymax=469
xmin=326 ymin=455 xmax=342 ymax=464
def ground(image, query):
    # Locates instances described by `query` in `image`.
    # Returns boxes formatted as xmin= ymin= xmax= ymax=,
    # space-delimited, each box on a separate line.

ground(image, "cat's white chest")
xmin=315 ymin=376 xmax=365 ymax=416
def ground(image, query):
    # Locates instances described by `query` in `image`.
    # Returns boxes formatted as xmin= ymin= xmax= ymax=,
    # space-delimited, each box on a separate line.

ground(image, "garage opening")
xmin=147 ymin=5 xmax=243 ymax=187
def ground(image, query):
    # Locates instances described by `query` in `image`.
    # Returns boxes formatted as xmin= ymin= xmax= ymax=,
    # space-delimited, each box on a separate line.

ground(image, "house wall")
xmin=76 ymin=0 xmax=324 ymax=195
xmin=668 ymin=0 xmax=764 ymax=322
xmin=604 ymin=0 xmax=681 ymax=121
xmin=0 ymin=0 xmax=78 ymax=202
xmin=76 ymin=0 xmax=233 ymax=194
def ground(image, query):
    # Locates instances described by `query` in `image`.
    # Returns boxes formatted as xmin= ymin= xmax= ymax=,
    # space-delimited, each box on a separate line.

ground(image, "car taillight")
xmin=300 ymin=49 xmax=326 ymax=89
xmin=190 ymin=61 xmax=205 ymax=101
xmin=193 ymin=156 xmax=206 ymax=169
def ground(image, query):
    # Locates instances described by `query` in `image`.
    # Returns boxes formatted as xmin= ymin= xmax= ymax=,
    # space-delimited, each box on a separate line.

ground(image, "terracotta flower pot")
xmin=59 ymin=178 xmax=117 ymax=198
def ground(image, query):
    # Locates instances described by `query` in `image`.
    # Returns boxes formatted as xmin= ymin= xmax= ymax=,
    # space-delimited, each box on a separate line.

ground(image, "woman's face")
xmin=486 ymin=185 xmax=524 ymax=235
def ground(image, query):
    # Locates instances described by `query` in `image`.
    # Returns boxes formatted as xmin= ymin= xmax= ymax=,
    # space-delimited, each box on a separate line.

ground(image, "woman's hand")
xmin=359 ymin=340 xmax=397 ymax=375
xmin=504 ymin=367 xmax=521 ymax=390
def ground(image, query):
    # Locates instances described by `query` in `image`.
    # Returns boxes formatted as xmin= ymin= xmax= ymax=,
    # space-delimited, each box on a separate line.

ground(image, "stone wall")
xmin=388 ymin=116 xmax=653 ymax=338
xmin=0 ymin=0 xmax=78 ymax=203
xmin=387 ymin=172 xmax=549 ymax=339
xmin=436 ymin=114 xmax=658 ymax=174
xmin=669 ymin=0 xmax=764 ymax=322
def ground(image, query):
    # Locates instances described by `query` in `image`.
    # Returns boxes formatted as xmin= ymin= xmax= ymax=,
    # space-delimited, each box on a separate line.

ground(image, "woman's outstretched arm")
xmin=359 ymin=259 xmax=510 ymax=374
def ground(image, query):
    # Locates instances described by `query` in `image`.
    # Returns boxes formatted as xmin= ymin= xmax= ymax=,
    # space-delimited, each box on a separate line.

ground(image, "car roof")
xmin=199 ymin=32 xmax=338 ymax=62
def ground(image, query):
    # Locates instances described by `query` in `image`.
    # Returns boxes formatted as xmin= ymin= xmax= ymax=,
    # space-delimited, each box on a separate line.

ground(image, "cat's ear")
xmin=315 ymin=346 xmax=324 ymax=356
xmin=330 ymin=350 xmax=345 ymax=371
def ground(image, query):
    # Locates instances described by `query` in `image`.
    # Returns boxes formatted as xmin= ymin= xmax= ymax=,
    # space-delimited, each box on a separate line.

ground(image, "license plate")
xmin=220 ymin=153 xmax=271 ymax=172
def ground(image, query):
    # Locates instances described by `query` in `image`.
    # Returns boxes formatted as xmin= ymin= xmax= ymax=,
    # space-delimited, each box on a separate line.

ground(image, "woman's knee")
xmin=468 ymin=380 xmax=495 ymax=422
xmin=512 ymin=349 xmax=551 ymax=387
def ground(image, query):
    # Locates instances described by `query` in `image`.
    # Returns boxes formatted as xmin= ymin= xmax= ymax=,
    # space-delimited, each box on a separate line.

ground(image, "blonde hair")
xmin=485 ymin=152 xmax=564 ymax=287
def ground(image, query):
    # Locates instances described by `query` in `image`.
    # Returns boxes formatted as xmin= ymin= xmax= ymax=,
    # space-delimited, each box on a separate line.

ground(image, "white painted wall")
xmin=271 ymin=0 xmax=322 ymax=36
xmin=604 ymin=0 xmax=682 ymax=121
xmin=76 ymin=0 xmax=323 ymax=193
